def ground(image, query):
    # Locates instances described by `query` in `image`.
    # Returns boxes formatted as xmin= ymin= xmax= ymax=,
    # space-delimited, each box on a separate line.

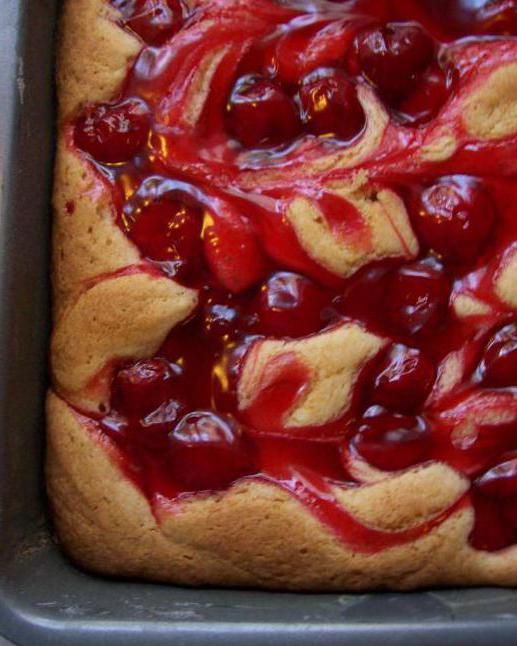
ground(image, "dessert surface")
xmin=49 ymin=0 xmax=517 ymax=589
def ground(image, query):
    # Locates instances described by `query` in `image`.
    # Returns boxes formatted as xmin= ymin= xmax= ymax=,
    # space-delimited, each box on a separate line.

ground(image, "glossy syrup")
xmin=71 ymin=0 xmax=517 ymax=553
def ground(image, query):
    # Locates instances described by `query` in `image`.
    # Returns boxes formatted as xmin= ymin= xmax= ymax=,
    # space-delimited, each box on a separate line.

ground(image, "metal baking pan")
xmin=1 ymin=1 xmax=516 ymax=644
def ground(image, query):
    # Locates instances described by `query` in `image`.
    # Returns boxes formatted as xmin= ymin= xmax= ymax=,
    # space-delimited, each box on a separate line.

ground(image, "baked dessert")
xmin=48 ymin=0 xmax=517 ymax=590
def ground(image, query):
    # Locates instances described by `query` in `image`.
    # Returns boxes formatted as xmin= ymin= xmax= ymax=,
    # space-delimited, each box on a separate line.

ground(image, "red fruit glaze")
xmin=476 ymin=458 xmax=517 ymax=498
xmin=298 ymin=68 xmax=366 ymax=140
xmin=469 ymin=491 xmax=515 ymax=551
xmin=370 ymin=344 xmax=436 ymax=412
xmin=74 ymin=0 xmax=517 ymax=554
xmin=386 ymin=259 xmax=450 ymax=336
xmin=112 ymin=0 xmax=185 ymax=46
xmin=201 ymin=291 xmax=243 ymax=341
xmin=411 ymin=176 xmax=495 ymax=263
xmin=168 ymin=411 xmax=256 ymax=489
xmin=353 ymin=22 xmax=435 ymax=96
xmin=112 ymin=358 xmax=185 ymax=420
xmin=253 ymin=272 xmax=330 ymax=338
xmin=226 ymin=75 xmax=301 ymax=148
xmin=266 ymin=19 xmax=355 ymax=85
xmin=127 ymin=199 xmax=202 ymax=280
xmin=351 ymin=411 xmax=431 ymax=471
xmin=478 ymin=324 xmax=517 ymax=387
xmin=74 ymin=99 xmax=150 ymax=164
xmin=395 ymin=63 xmax=455 ymax=125
xmin=473 ymin=0 xmax=517 ymax=35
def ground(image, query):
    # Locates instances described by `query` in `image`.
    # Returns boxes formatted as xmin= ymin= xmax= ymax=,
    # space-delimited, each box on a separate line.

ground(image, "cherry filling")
xmin=168 ymin=412 xmax=256 ymax=490
xmin=111 ymin=0 xmax=186 ymax=46
xmin=477 ymin=324 xmax=517 ymax=388
xmin=410 ymin=176 xmax=496 ymax=263
xmin=395 ymin=62 xmax=456 ymax=125
xmin=471 ymin=457 xmax=517 ymax=550
xmin=385 ymin=259 xmax=450 ymax=337
xmin=252 ymin=271 xmax=331 ymax=338
xmin=226 ymin=75 xmax=302 ymax=148
xmin=368 ymin=344 xmax=436 ymax=413
xmin=351 ymin=410 xmax=431 ymax=471
xmin=298 ymin=68 xmax=366 ymax=140
xmin=74 ymin=98 xmax=150 ymax=164
xmin=125 ymin=198 xmax=203 ymax=281
xmin=352 ymin=22 xmax=435 ymax=97
xmin=73 ymin=0 xmax=517 ymax=554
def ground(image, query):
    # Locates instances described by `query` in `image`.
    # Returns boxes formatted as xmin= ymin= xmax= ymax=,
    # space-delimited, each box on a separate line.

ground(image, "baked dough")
xmin=49 ymin=0 xmax=517 ymax=589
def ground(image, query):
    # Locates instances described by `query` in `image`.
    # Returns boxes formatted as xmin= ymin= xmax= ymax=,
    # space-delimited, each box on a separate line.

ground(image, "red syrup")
xmin=69 ymin=0 xmax=517 ymax=553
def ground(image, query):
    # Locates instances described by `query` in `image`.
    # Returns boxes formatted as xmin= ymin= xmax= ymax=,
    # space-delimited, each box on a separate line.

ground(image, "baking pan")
xmin=1 ymin=1 xmax=517 ymax=644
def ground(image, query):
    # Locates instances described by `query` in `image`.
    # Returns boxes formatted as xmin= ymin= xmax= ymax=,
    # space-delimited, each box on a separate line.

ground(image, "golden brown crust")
xmin=51 ymin=272 xmax=197 ymax=412
xmin=48 ymin=0 xmax=517 ymax=590
xmin=48 ymin=392 xmax=517 ymax=590
xmin=57 ymin=0 xmax=141 ymax=121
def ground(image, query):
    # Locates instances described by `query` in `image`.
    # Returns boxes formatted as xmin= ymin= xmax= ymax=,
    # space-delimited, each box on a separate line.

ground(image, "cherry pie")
xmin=48 ymin=0 xmax=517 ymax=589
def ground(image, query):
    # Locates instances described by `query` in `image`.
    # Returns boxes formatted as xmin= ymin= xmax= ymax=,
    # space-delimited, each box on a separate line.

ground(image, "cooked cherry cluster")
xmin=225 ymin=21 xmax=455 ymax=148
xmin=72 ymin=0 xmax=517 ymax=551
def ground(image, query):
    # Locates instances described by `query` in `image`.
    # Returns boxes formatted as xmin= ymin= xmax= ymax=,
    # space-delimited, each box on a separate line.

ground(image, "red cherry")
xmin=353 ymin=23 xmax=435 ymax=96
xmin=396 ymin=63 xmax=456 ymax=126
xmin=472 ymin=0 xmax=517 ymax=35
xmin=478 ymin=324 xmax=517 ymax=388
xmin=502 ymin=498 xmax=517 ymax=532
xmin=386 ymin=259 xmax=450 ymax=336
xmin=253 ymin=272 xmax=329 ymax=338
xmin=74 ymin=98 xmax=150 ymax=164
xmin=268 ymin=20 xmax=356 ymax=85
xmin=112 ymin=358 xmax=184 ymax=419
xmin=134 ymin=400 xmax=187 ymax=448
xmin=298 ymin=68 xmax=366 ymax=140
xmin=470 ymin=491 xmax=515 ymax=551
xmin=168 ymin=412 xmax=255 ymax=490
xmin=370 ymin=344 xmax=435 ymax=412
xmin=128 ymin=199 xmax=202 ymax=279
xmin=476 ymin=458 xmax=517 ymax=498
xmin=112 ymin=0 xmax=184 ymax=45
xmin=226 ymin=75 xmax=301 ymax=148
xmin=201 ymin=291 xmax=243 ymax=340
xmin=352 ymin=411 xmax=430 ymax=471
xmin=411 ymin=176 xmax=495 ymax=262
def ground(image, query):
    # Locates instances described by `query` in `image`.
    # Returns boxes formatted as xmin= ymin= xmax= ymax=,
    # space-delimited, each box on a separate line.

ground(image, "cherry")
xmin=201 ymin=291 xmax=243 ymax=341
xmin=353 ymin=23 xmax=435 ymax=96
xmin=74 ymin=98 xmax=150 ymax=164
xmin=476 ymin=458 xmax=517 ymax=498
xmin=135 ymin=400 xmax=187 ymax=448
xmin=112 ymin=358 xmax=185 ymax=419
xmin=127 ymin=198 xmax=202 ymax=279
xmin=298 ymin=68 xmax=366 ymax=140
xmin=386 ymin=259 xmax=450 ymax=336
xmin=471 ymin=0 xmax=517 ymax=35
xmin=503 ymin=498 xmax=517 ymax=532
xmin=212 ymin=337 xmax=258 ymax=413
xmin=470 ymin=457 xmax=517 ymax=551
xmin=168 ymin=412 xmax=255 ymax=489
xmin=267 ymin=20 xmax=356 ymax=85
xmin=370 ymin=344 xmax=436 ymax=412
xmin=478 ymin=324 xmax=517 ymax=388
xmin=395 ymin=63 xmax=455 ymax=126
xmin=470 ymin=491 xmax=515 ymax=551
xmin=226 ymin=75 xmax=301 ymax=148
xmin=411 ymin=176 xmax=495 ymax=263
xmin=351 ymin=411 xmax=430 ymax=471
xmin=112 ymin=0 xmax=184 ymax=46
xmin=253 ymin=272 xmax=329 ymax=338
xmin=433 ymin=391 xmax=517 ymax=475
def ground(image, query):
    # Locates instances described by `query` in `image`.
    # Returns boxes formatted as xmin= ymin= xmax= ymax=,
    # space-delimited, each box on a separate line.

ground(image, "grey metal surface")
xmin=0 ymin=1 xmax=516 ymax=644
